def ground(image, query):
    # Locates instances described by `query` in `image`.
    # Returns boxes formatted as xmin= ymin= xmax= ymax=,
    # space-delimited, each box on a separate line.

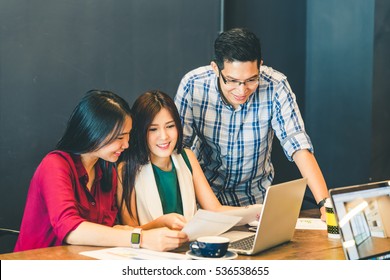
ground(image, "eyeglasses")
xmin=218 ymin=68 xmax=260 ymax=87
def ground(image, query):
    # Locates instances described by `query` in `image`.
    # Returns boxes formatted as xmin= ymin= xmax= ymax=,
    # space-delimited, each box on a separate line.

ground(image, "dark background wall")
xmin=372 ymin=0 xmax=390 ymax=181
xmin=305 ymin=0 xmax=374 ymax=188
xmin=0 ymin=0 xmax=221 ymax=252
xmin=1 ymin=0 xmax=389 ymax=252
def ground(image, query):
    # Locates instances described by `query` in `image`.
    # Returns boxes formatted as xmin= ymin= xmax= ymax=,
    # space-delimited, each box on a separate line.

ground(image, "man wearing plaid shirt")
xmin=175 ymin=28 xmax=328 ymax=219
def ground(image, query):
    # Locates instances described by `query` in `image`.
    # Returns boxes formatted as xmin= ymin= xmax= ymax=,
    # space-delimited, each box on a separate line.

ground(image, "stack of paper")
xmin=80 ymin=247 xmax=190 ymax=260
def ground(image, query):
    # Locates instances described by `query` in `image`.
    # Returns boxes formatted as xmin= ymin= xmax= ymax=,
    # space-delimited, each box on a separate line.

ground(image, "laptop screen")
xmin=330 ymin=180 xmax=390 ymax=260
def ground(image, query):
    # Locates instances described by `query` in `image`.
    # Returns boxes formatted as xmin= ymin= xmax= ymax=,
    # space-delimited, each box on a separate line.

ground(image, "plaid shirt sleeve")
xmin=271 ymin=76 xmax=313 ymax=161
xmin=175 ymin=72 xmax=195 ymax=148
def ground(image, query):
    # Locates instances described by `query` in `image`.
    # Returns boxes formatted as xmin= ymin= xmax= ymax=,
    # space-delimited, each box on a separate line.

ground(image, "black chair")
xmin=0 ymin=228 xmax=20 ymax=254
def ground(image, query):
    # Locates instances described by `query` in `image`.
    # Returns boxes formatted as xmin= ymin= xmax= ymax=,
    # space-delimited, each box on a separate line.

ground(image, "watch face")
xmin=131 ymin=233 xmax=141 ymax=244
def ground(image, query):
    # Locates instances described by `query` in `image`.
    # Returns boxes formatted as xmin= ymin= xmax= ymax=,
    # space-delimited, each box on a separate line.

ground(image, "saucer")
xmin=186 ymin=250 xmax=238 ymax=260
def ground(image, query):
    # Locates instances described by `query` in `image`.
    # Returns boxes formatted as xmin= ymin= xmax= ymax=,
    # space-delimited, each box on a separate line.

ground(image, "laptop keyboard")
xmin=230 ymin=235 xmax=255 ymax=250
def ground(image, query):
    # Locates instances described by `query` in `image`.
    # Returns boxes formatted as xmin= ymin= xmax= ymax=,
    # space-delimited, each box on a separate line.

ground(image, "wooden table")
xmin=0 ymin=209 xmax=345 ymax=260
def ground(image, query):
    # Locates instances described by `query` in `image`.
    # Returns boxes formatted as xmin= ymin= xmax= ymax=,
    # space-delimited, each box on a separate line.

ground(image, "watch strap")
xmin=317 ymin=197 xmax=328 ymax=209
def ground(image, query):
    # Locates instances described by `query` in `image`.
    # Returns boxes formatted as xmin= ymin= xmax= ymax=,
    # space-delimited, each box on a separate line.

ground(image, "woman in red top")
xmin=14 ymin=90 xmax=188 ymax=252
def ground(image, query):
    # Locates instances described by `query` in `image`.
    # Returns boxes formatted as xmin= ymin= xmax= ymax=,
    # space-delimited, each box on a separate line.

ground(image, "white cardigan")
xmin=134 ymin=152 xmax=197 ymax=225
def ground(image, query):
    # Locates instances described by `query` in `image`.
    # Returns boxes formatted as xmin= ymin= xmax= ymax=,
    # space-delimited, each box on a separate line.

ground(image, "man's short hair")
xmin=214 ymin=27 xmax=262 ymax=70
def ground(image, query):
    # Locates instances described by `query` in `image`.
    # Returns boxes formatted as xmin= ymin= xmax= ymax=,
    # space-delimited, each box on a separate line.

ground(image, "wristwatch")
xmin=130 ymin=228 xmax=142 ymax=249
xmin=317 ymin=197 xmax=328 ymax=209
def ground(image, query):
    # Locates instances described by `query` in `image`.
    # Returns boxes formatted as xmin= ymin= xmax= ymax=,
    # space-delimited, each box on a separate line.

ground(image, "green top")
xmin=151 ymin=150 xmax=192 ymax=215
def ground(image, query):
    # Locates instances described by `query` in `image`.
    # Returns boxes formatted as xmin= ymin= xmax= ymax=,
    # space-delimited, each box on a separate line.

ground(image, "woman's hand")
xmin=250 ymin=204 xmax=262 ymax=221
xmin=156 ymin=213 xmax=187 ymax=230
xmin=141 ymin=227 xmax=188 ymax=252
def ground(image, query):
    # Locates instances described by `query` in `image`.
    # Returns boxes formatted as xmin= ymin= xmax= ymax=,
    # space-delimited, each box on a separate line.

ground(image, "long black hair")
xmin=56 ymin=89 xmax=132 ymax=192
xmin=120 ymin=90 xmax=183 ymax=217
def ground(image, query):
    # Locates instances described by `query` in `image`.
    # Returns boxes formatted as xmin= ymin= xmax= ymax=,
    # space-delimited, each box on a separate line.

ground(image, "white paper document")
xmin=222 ymin=204 xmax=262 ymax=226
xmin=181 ymin=209 xmax=242 ymax=241
xmin=295 ymin=218 xmax=327 ymax=230
xmin=79 ymin=247 xmax=190 ymax=260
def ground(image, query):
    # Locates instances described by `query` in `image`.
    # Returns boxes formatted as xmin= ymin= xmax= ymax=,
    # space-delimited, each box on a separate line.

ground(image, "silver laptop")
xmin=221 ymin=178 xmax=307 ymax=255
xmin=330 ymin=180 xmax=390 ymax=260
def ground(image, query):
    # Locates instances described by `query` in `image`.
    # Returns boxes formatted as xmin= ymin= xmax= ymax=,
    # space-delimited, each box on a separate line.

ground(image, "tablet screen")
xmin=330 ymin=181 xmax=390 ymax=260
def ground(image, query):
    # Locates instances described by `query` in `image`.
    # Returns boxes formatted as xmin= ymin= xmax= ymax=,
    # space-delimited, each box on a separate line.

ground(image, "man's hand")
xmin=320 ymin=206 xmax=326 ymax=221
